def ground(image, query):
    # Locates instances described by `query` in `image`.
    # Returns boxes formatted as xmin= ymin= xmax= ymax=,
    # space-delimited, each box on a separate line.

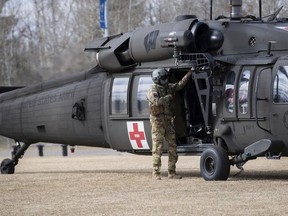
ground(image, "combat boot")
xmin=152 ymin=173 xmax=161 ymax=180
xmin=168 ymin=172 xmax=182 ymax=179
xmin=152 ymin=166 xmax=161 ymax=180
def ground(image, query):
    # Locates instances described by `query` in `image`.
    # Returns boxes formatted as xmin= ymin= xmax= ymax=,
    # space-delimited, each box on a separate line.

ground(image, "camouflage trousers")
xmin=151 ymin=116 xmax=178 ymax=175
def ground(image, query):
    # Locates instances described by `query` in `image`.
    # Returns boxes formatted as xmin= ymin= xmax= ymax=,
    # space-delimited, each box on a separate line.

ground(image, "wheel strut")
xmin=1 ymin=142 xmax=31 ymax=174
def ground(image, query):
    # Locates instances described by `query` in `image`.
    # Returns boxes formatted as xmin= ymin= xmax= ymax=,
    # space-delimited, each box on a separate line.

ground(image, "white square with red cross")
xmin=127 ymin=121 xmax=150 ymax=150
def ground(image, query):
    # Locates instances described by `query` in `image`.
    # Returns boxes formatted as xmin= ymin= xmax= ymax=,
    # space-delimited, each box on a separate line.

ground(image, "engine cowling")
xmin=85 ymin=18 xmax=223 ymax=72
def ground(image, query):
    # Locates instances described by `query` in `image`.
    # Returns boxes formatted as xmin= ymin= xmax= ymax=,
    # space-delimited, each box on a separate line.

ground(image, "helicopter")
xmin=1 ymin=0 xmax=288 ymax=180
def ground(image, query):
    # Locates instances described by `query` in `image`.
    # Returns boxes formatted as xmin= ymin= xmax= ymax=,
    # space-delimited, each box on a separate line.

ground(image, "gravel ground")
xmin=1 ymin=145 xmax=288 ymax=216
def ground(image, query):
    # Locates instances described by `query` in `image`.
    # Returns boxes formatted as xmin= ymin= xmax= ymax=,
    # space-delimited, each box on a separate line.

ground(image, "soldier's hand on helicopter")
xmin=185 ymin=68 xmax=193 ymax=77
xmin=186 ymin=66 xmax=195 ymax=76
xmin=190 ymin=66 xmax=196 ymax=72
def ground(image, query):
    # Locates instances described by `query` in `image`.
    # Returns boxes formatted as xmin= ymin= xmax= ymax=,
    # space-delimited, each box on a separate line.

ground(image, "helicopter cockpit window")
xmin=273 ymin=66 xmax=288 ymax=103
xmin=225 ymin=71 xmax=235 ymax=113
xmin=137 ymin=76 xmax=153 ymax=115
xmin=238 ymin=70 xmax=251 ymax=114
xmin=111 ymin=77 xmax=129 ymax=115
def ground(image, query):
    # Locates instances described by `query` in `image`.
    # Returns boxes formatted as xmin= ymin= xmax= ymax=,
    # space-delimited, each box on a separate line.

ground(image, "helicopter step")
xmin=265 ymin=152 xmax=282 ymax=160
xmin=177 ymin=143 xmax=215 ymax=155
xmin=0 ymin=142 xmax=31 ymax=174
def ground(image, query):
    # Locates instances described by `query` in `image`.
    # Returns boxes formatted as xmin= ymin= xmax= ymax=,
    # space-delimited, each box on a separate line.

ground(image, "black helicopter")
xmin=1 ymin=0 xmax=288 ymax=180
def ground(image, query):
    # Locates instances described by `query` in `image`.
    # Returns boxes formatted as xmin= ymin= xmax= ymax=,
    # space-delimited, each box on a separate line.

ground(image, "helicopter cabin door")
xmin=224 ymin=65 xmax=272 ymax=150
xmin=234 ymin=66 xmax=263 ymax=147
xmin=104 ymin=74 xmax=152 ymax=152
xmin=253 ymin=66 xmax=272 ymax=135
xmin=270 ymin=59 xmax=288 ymax=137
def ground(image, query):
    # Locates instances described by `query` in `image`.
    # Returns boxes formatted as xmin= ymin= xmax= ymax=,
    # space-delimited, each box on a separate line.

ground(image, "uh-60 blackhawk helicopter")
xmin=1 ymin=0 xmax=288 ymax=180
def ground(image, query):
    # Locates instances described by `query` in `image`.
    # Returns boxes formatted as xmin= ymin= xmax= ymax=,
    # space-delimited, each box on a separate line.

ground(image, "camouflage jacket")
xmin=147 ymin=71 xmax=192 ymax=117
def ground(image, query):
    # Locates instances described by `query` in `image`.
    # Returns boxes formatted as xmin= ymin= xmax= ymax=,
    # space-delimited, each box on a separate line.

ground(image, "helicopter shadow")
xmin=14 ymin=168 xmax=288 ymax=181
xmin=228 ymin=169 xmax=288 ymax=181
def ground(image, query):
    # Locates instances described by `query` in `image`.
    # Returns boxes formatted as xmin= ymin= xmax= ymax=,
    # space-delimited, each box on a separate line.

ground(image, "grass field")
xmin=1 ymin=146 xmax=288 ymax=216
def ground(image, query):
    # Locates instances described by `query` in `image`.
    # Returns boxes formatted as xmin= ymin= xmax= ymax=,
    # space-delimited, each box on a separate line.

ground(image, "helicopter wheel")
xmin=1 ymin=158 xmax=15 ymax=174
xmin=200 ymin=145 xmax=230 ymax=181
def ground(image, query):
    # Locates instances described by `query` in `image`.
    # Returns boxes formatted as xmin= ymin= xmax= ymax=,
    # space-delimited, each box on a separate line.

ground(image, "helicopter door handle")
xmin=257 ymin=97 xmax=268 ymax=101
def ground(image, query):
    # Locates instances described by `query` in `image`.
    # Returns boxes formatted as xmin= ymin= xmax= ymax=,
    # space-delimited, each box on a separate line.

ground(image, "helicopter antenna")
xmin=267 ymin=6 xmax=283 ymax=22
xmin=210 ymin=0 xmax=212 ymax=20
xmin=259 ymin=0 xmax=262 ymax=20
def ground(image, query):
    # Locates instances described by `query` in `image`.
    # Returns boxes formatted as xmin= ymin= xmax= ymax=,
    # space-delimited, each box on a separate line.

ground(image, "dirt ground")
xmin=1 ymin=145 xmax=288 ymax=216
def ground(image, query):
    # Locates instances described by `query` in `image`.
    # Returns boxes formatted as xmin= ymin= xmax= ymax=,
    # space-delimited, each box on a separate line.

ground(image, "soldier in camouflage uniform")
xmin=147 ymin=68 xmax=192 ymax=180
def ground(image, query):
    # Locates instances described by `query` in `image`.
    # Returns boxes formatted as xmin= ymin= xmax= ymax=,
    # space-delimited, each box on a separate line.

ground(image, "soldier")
xmin=147 ymin=68 xmax=192 ymax=180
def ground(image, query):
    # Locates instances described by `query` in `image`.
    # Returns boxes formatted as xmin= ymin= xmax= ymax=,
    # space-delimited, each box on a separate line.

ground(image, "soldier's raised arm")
xmin=171 ymin=67 xmax=194 ymax=92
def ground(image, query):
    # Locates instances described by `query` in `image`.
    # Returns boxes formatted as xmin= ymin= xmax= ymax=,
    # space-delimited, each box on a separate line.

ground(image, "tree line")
xmin=0 ymin=0 xmax=287 ymax=85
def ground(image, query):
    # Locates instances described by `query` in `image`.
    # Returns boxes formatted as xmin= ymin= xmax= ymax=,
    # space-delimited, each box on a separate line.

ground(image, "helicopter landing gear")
xmin=233 ymin=162 xmax=247 ymax=177
xmin=0 ymin=142 xmax=31 ymax=174
xmin=200 ymin=145 xmax=230 ymax=181
xmin=0 ymin=158 xmax=15 ymax=174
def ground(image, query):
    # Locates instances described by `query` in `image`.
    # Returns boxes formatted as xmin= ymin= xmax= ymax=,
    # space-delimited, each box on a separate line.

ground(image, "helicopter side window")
xmin=225 ymin=71 xmax=235 ymax=113
xmin=137 ymin=76 xmax=153 ymax=115
xmin=111 ymin=77 xmax=129 ymax=115
xmin=238 ymin=70 xmax=251 ymax=114
xmin=273 ymin=66 xmax=288 ymax=103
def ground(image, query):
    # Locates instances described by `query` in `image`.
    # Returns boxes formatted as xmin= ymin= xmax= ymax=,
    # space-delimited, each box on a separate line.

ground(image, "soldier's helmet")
xmin=151 ymin=68 xmax=169 ymax=85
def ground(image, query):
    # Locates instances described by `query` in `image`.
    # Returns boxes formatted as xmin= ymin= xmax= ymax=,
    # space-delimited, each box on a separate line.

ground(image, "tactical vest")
xmin=148 ymin=84 xmax=174 ymax=117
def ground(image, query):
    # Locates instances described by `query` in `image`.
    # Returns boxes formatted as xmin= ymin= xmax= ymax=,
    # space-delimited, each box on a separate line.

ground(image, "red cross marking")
xmin=129 ymin=123 xmax=145 ymax=148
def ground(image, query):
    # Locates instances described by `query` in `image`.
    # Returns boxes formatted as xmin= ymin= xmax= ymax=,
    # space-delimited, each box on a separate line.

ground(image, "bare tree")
xmin=0 ymin=0 xmax=22 ymax=85
xmin=1 ymin=0 xmax=288 ymax=86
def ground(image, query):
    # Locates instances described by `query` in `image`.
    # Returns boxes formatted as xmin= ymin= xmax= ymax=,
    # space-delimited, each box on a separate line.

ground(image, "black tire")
xmin=1 ymin=158 xmax=15 ymax=174
xmin=200 ymin=146 xmax=230 ymax=181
